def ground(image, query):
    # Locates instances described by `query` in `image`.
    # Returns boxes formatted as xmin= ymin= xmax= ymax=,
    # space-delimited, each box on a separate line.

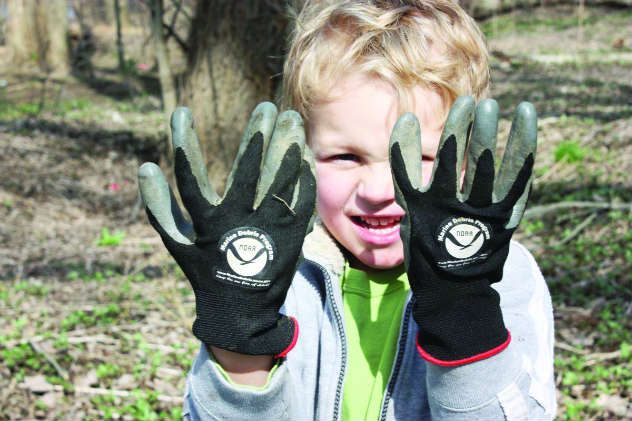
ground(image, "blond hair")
xmin=281 ymin=0 xmax=490 ymax=121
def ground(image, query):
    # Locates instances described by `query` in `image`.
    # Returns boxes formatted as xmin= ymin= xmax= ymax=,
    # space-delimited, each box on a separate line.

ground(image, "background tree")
xmin=150 ymin=0 xmax=177 ymax=122
xmin=6 ymin=0 xmax=70 ymax=76
xmin=114 ymin=0 xmax=126 ymax=72
xmin=179 ymin=0 xmax=289 ymax=191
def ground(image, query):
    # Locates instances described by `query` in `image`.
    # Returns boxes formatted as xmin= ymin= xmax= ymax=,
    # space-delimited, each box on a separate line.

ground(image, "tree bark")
xmin=181 ymin=0 xmax=287 ymax=192
xmin=150 ymin=0 xmax=177 ymax=128
xmin=6 ymin=0 xmax=38 ymax=67
xmin=6 ymin=0 xmax=69 ymax=76
xmin=114 ymin=0 xmax=125 ymax=72
xmin=43 ymin=0 xmax=70 ymax=76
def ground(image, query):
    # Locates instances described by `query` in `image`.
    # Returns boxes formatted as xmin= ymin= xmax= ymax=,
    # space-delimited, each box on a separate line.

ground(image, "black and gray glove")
xmin=138 ymin=103 xmax=316 ymax=356
xmin=389 ymin=96 xmax=537 ymax=366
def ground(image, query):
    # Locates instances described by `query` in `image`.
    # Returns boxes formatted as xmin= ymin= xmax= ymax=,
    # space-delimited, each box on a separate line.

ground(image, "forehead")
xmin=307 ymin=73 xmax=445 ymax=151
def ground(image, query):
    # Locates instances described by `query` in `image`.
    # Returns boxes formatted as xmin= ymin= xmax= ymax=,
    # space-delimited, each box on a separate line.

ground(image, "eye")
xmin=329 ymin=153 xmax=360 ymax=162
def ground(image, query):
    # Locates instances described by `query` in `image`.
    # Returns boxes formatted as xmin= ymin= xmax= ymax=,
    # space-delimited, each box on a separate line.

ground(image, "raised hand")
xmin=389 ymin=96 xmax=537 ymax=365
xmin=138 ymin=103 xmax=316 ymax=357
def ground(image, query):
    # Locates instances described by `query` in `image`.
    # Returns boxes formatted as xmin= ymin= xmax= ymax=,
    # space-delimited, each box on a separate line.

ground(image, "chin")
xmin=350 ymin=244 xmax=405 ymax=271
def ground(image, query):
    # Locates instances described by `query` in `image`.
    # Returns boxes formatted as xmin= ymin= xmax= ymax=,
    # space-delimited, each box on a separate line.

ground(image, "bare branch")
xmin=162 ymin=22 xmax=189 ymax=53
xmin=524 ymin=201 xmax=632 ymax=220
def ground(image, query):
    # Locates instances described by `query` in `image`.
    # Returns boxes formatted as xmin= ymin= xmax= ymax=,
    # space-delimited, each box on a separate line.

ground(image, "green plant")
xmin=14 ymin=280 xmax=49 ymax=296
xmin=96 ymin=228 xmax=126 ymax=246
xmin=61 ymin=304 xmax=121 ymax=331
xmin=122 ymin=389 xmax=160 ymax=421
xmin=97 ymin=362 xmax=121 ymax=379
xmin=554 ymin=140 xmax=588 ymax=163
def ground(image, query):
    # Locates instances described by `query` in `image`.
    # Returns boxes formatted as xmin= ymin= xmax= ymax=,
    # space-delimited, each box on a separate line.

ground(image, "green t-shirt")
xmin=341 ymin=261 xmax=410 ymax=421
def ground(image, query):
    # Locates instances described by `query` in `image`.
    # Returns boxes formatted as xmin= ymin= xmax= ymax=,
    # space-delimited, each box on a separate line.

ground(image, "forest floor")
xmin=0 ymin=4 xmax=631 ymax=420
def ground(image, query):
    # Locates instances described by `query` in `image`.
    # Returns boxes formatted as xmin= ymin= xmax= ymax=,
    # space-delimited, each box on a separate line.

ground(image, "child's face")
xmin=308 ymin=73 xmax=445 ymax=270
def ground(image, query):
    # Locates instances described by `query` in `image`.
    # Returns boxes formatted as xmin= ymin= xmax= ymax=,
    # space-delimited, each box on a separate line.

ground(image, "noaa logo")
xmin=437 ymin=217 xmax=490 ymax=260
xmin=218 ymin=227 xmax=275 ymax=278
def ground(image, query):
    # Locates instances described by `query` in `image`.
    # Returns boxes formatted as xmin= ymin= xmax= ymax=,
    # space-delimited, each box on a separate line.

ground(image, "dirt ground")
xmin=0 ymin=4 xmax=631 ymax=420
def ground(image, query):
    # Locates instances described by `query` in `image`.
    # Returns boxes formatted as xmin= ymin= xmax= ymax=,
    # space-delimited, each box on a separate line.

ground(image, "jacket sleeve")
xmin=425 ymin=241 xmax=557 ymax=420
xmin=182 ymin=343 xmax=304 ymax=421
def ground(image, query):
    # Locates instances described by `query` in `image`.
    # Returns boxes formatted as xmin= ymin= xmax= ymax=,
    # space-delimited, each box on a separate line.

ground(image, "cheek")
xmin=315 ymin=166 xmax=353 ymax=219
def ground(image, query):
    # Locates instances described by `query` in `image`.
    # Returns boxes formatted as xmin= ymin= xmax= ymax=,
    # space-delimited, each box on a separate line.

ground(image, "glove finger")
xmin=138 ymin=162 xmax=194 ymax=246
xmin=494 ymin=102 xmax=537 ymax=201
xmin=503 ymin=154 xmax=534 ymax=229
xmin=462 ymin=99 xmax=498 ymax=204
xmin=434 ymin=96 xmax=475 ymax=199
xmin=292 ymin=150 xmax=318 ymax=226
xmin=224 ymin=102 xmax=277 ymax=199
xmin=256 ymin=110 xmax=305 ymax=209
xmin=261 ymin=142 xmax=303 ymax=217
xmin=223 ymin=103 xmax=278 ymax=209
xmin=495 ymin=102 xmax=537 ymax=228
xmin=172 ymin=107 xmax=220 ymax=230
xmin=389 ymin=113 xmax=423 ymax=193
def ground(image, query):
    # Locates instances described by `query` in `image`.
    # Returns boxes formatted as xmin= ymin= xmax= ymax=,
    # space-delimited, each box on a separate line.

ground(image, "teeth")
xmin=367 ymin=225 xmax=399 ymax=234
xmin=359 ymin=216 xmax=401 ymax=226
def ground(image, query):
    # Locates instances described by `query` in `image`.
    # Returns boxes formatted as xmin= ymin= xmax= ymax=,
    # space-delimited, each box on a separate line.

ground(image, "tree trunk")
xmin=114 ymin=0 xmax=125 ymax=72
xmin=43 ymin=0 xmax=70 ymax=76
xmin=6 ymin=0 xmax=69 ymax=76
xmin=150 ymin=0 xmax=177 ymax=131
xmin=6 ymin=0 xmax=38 ymax=68
xmin=181 ymin=0 xmax=287 ymax=192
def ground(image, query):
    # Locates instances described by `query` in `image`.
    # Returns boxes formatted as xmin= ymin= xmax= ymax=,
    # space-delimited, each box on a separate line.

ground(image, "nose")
xmin=356 ymin=162 xmax=395 ymax=208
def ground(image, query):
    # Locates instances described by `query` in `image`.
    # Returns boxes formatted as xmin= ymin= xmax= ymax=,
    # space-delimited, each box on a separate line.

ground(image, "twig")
xmin=524 ymin=201 xmax=632 ymax=220
xmin=28 ymin=339 xmax=69 ymax=381
xmin=272 ymin=194 xmax=296 ymax=216
xmin=161 ymin=22 xmax=189 ymax=53
xmin=19 ymin=383 xmax=184 ymax=404
xmin=167 ymin=0 xmax=182 ymax=37
xmin=169 ymin=0 xmax=191 ymax=21
xmin=74 ymin=386 xmax=184 ymax=403
xmin=66 ymin=334 xmax=118 ymax=345
xmin=555 ymin=341 xmax=590 ymax=355
xmin=551 ymin=212 xmax=598 ymax=247
xmin=584 ymin=350 xmax=622 ymax=367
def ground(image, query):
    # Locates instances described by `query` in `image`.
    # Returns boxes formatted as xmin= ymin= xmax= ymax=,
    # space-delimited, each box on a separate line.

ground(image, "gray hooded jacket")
xmin=182 ymin=222 xmax=557 ymax=420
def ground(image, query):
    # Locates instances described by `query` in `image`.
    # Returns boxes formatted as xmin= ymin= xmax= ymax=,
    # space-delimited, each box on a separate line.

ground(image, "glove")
xmin=389 ymin=96 xmax=537 ymax=366
xmin=138 ymin=103 xmax=316 ymax=356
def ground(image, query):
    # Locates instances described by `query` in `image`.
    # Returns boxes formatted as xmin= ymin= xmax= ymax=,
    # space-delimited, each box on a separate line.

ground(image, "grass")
xmin=481 ymin=7 xmax=632 ymax=39
xmin=0 ymin=5 xmax=630 ymax=420
xmin=0 ymin=266 xmax=195 ymax=420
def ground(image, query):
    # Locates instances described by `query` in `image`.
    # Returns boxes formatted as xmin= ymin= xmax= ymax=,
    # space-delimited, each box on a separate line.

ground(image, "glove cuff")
xmin=411 ymin=275 xmax=510 ymax=366
xmin=274 ymin=316 xmax=299 ymax=358
xmin=416 ymin=329 xmax=511 ymax=366
xmin=192 ymin=288 xmax=299 ymax=356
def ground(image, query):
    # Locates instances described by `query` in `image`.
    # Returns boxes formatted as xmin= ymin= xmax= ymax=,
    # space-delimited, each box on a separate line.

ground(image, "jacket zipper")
xmin=379 ymin=296 xmax=413 ymax=421
xmin=313 ymin=261 xmax=347 ymax=421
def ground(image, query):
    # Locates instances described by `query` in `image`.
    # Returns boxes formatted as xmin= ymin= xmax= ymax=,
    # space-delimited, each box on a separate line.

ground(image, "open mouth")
xmin=351 ymin=215 xmax=402 ymax=234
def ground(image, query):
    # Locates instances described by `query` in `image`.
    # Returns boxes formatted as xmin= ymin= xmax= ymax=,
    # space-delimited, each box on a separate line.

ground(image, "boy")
xmin=138 ymin=0 xmax=556 ymax=419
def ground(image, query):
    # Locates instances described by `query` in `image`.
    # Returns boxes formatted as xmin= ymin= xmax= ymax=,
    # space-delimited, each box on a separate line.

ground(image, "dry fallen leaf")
xmin=114 ymin=373 xmax=136 ymax=390
xmin=75 ymin=369 xmax=98 ymax=388
xmin=596 ymin=394 xmax=631 ymax=417
xmin=19 ymin=375 xmax=55 ymax=394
